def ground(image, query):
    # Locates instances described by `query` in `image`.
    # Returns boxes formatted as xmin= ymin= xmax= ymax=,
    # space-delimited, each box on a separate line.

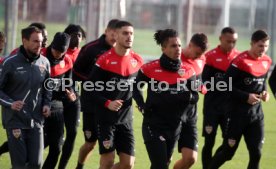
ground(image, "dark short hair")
xmin=251 ymin=29 xmax=270 ymax=42
xmin=64 ymin=24 xmax=86 ymax=39
xmin=29 ymin=22 xmax=46 ymax=30
xmin=154 ymin=29 xmax=178 ymax=47
xmin=21 ymin=26 xmax=42 ymax=40
xmin=190 ymin=33 xmax=208 ymax=52
xmin=114 ymin=20 xmax=133 ymax=29
xmin=51 ymin=32 xmax=71 ymax=53
xmin=221 ymin=27 xmax=236 ymax=34
xmin=107 ymin=19 xmax=120 ymax=29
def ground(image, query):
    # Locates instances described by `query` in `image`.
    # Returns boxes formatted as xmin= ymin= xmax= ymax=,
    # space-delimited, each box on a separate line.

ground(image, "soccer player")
xmin=174 ymin=33 xmax=208 ymax=169
xmin=209 ymin=30 xmax=271 ymax=169
xmin=41 ymin=32 xmax=74 ymax=169
xmin=73 ymin=19 xmax=119 ymax=169
xmin=64 ymin=24 xmax=86 ymax=63
xmin=133 ymin=29 xmax=198 ymax=169
xmin=0 ymin=26 xmax=51 ymax=169
xmin=56 ymin=24 xmax=86 ymax=169
xmin=89 ymin=20 xmax=143 ymax=169
xmin=201 ymin=27 xmax=239 ymax=169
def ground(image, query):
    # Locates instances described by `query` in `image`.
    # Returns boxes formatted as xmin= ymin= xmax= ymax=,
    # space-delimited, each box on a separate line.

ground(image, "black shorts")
xmin=82 ymin=110 xmax=97 ymax=142
xmin=225 ymin=114 xmax=264 ymax=150
xmin=178 ymin=119 xmax=198 ymax=152
xmin=202 ymin=111 xmax=229 ymax=138
xmin=97 ymin=122 xmax=135 ymax=156
xmin=143 ymin=122 xmax=181 ymax=164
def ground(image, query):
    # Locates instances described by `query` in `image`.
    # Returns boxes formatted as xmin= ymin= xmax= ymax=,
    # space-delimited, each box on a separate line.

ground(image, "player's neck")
xmin=114 ymin=45 xmax=130 ymax=56
xmin=248 ymin=50 xmax=261 ymax=59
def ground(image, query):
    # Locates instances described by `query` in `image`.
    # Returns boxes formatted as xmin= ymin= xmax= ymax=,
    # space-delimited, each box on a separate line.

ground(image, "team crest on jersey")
xmin=262 ymin=61 xmax=268 ymax=69
xmin=228 ymin=139 xmax=236 ymax=147
xmin=159 ymin=136 xmax=166 ymax=141
xmin=178 ymin=69 xmax=185 ymax=77
xmin=12 ymin=129 xmax=21 ymax=139
xmin=84 ymin=131 xmax=92 ymax=139
xmin=205 ymin=126 xmax=213 ymax=134
xmin=103 ymin=140 xmax=112 ymax=149
xmin=196 ymin=60 xmax=203 ymax=69
xmin=130 ymin=59 xmax=138 ymax=68
xmin=59 ymin=60 xmax=65 ymax=68
xmin=39 ymin=64 xmax=46 ymax=74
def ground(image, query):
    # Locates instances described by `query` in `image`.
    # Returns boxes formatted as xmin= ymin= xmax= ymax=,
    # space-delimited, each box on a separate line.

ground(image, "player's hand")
xmin=247 ymin=93 xmax=261 ymax=105
xmin=260 ymin=91 xmax=269 ymax=102
xmin=11 ymin=101 xmax=24 ymax=111
xmin=107 ymin=100 xmax=124 ymax=112
xmin=42 ymin=105 xmax=51 ymax=117
xmin=65 ymin=89 xmax=77 ymax=102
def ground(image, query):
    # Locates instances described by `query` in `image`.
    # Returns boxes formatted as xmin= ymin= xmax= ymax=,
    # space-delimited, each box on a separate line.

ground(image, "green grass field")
xmin=0 ymin=21 xmax=276 ymax=169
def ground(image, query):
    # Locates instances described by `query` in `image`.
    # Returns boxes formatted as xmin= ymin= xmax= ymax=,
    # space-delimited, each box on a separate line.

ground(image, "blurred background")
xmin=0 ymin=0 xmax=275 ymax=60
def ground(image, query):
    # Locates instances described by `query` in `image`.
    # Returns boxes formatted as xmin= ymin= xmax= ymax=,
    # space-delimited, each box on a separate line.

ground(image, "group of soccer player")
xmin=0 ymin=18 xmax=275 ymax=169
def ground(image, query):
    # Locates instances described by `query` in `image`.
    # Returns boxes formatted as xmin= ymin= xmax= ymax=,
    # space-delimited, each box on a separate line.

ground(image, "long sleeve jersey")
xmin=73 ymin=34 xmax=112 ymax=112
xmin=73 ymin=34 xmax=112 ymax=81
xmin=133 ymin=58 xmax=198 ymax=129
xmin=89 ymin=48 xmax=143 ymax=124
xmin=0 ymin=46 xmax=52 ymax=129
xmin=225 ymin=51 xmax=271 ymax=117
xmin=202 ymin=46 xmax=239 ymax=113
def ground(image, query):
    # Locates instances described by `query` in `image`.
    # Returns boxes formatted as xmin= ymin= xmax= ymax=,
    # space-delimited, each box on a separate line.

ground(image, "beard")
xmin=123 ymin=45 xmax=131 ymax=49
xmin=26 ymin=48 xmax=40 ymax=58
xmin=69 ymin=39 xmax=79 ymax=49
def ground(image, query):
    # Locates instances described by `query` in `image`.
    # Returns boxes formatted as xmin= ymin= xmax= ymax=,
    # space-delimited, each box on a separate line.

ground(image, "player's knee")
xmin=249 ymin=148 xmax=262 ymax=161
xmin=187 ymin=155 xmax=197 ymax=166
xmin=178 ymin=155 xmax=197 ymax=169
xmin=100 ymin=158 xmax=114 ymax=169
xmin=204 ymin=135 xmax=216 ymax=148
xmin=65 ymin=130 xmax=77 ymax=145
xmin=84 ymin=142 xmax=96 ymax=151
xmin=223 ymin=148 xmax=235 ymax=161
xmin=120 ymin=162 xmax=134 ymax=169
